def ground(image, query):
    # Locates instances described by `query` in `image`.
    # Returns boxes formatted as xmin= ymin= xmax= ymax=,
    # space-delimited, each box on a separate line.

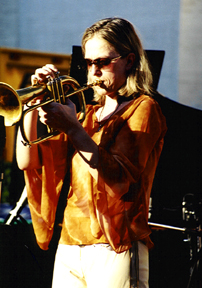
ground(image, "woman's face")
xmin=84 ymin=35 xmax=129 ymax=100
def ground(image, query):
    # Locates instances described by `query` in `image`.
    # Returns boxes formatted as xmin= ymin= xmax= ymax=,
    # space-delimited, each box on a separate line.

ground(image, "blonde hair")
xmin=82 ymin=17 xmax=153 ymax=102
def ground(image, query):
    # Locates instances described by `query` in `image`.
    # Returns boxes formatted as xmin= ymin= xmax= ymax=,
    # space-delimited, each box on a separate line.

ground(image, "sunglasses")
xmin=84 ymin=55 xmax=122 ymax=69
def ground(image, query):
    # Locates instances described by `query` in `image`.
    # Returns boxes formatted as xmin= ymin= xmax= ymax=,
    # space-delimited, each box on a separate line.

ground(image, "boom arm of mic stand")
xmin=148 ymin=221 xmax=186 ymax=232
xmin=149 ymin=222 xmax=202 ymax=236
xmin=4 ymin=186 xmax=27 ymax=225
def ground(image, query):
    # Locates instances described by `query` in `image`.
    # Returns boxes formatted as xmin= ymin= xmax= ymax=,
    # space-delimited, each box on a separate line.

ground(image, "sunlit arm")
xmin=16 ymin=109 xmax=42 ymax=170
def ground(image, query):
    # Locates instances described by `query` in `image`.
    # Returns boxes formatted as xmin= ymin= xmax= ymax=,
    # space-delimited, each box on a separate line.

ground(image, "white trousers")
xmin=52 ymin=242 xmax=149 ymax=288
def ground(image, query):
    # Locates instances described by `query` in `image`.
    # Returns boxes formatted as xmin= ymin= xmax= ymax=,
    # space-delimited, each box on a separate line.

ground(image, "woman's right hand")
xmin=27 ymin=64 xmax=58 ymax=106
xmin=31 ymin=64 xmax=58 ymax=85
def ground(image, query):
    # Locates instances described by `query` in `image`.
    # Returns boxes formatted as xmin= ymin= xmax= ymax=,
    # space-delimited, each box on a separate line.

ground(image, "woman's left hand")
xmin=38 ymin=98 xmax=79 ymax=134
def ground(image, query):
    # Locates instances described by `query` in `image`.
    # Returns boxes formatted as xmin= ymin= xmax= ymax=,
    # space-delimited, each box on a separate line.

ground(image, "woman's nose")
xmin=90 ymin=64 xmax=102 ymax=76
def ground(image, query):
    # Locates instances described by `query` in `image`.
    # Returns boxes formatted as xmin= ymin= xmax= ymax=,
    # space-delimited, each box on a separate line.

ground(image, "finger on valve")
xmin=41 ymin=64 xmax=58 ymax=80
xmin=31 ymin=75 xmax=39 ymax=86
xmin=31 ymin=64 xmax=58 ymax=86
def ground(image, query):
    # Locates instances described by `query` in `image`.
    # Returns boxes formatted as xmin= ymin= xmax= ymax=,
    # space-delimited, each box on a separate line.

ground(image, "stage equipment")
xmin=0 ymin=73 xmax=102 ymax=146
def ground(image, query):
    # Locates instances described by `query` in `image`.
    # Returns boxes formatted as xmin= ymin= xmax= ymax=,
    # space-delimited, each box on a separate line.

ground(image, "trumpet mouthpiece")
xmin=94 ymin=79 xmax=103 ymax=86
xmin=87 ymin=79 xmax=103 ymax=87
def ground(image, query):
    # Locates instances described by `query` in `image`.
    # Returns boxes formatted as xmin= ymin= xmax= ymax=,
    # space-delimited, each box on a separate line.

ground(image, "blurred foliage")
xmin=1 ymin=161 xmax=12 ymax=203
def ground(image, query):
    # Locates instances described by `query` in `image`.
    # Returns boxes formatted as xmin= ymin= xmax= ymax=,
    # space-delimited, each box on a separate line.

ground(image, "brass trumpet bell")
xmin=0 ymin=82 xmax=47 ymax=127
xmin=0 ymin=75 xmax=102 ymax=146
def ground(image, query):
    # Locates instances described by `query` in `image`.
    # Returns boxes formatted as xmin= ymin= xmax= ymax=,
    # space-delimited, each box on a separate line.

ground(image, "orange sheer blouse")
xmin=24 ymin=95 xmax=167 ymax=253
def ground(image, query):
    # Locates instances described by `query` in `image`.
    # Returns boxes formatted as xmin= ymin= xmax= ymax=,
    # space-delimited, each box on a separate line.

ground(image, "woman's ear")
xmin=125 ymin=53 xmax=136 ymax=71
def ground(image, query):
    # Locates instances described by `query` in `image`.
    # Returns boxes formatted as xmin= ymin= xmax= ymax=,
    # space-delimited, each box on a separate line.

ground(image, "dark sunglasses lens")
xmin=86 ymin=59 xmax=92 ymax=67
xmin=85 ymin=58 xmax=112 ymax=68
xmin=98 ymin=58 xmax=111 ymax=66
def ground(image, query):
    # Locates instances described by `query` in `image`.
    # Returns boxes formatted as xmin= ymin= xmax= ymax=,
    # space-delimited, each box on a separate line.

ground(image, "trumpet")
xmin=0 ymin=73 xmax=102 ymax=146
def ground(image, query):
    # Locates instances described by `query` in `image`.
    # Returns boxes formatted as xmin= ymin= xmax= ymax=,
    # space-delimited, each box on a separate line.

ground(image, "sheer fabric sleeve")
xmin=24 ymin=133 xmax=69 ymax=250
xmin=96 ymin=97 xmax=167 ymax=199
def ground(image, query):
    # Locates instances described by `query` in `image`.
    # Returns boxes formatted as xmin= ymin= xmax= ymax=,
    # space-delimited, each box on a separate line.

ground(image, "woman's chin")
xmin=93 ymin=86 xmax=107 ymax=96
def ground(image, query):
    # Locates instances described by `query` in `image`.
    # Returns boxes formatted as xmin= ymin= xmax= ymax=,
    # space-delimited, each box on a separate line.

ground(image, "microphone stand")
xmin=4 ymin=186 xmax=27 ymax=225
xmin=149 ymin=194 xmax=202 ymax=288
